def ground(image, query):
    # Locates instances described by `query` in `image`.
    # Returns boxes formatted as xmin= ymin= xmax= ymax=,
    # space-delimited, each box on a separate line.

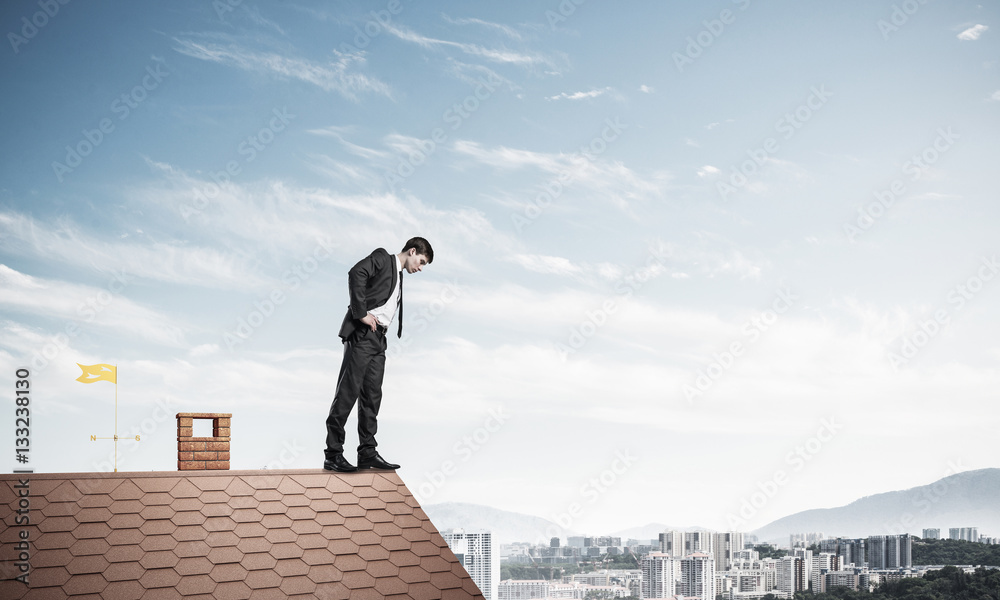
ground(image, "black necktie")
xmin=397 ymin=269 xmax=403 ymax=338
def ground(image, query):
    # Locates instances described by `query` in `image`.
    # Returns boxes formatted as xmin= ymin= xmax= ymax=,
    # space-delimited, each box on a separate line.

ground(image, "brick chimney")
xmin=176 ymin=413 xmax=231 ymax=470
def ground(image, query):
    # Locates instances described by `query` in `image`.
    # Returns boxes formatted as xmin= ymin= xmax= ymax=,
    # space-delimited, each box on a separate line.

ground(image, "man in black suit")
xmin=324 ymin=237 xmax=433 ymax=472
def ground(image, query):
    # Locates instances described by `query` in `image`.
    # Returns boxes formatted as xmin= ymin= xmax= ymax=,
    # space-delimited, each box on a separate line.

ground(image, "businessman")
xmin=324 ymin=237 xmax=433 ymax=472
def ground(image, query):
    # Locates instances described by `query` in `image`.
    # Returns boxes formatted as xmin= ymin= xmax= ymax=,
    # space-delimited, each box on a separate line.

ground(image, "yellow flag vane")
xmin=76 ymin=363 xmax=117 ymax=384
xmin=77 ymin=363 xmax=138 ymax=472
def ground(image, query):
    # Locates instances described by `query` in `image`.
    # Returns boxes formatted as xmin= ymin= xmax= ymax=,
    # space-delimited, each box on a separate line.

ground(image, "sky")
xmin=1 ymin=0 xmax=998 ymax=539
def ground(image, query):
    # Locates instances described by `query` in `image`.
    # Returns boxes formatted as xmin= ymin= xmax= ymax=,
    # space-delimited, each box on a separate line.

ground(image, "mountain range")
xmin=423 ymin=468 xmax=1000 ymax=546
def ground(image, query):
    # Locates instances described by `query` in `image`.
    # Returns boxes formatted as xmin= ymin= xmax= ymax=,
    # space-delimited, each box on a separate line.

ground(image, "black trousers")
xmin=324 ymin=328 xmax=387 ymax=460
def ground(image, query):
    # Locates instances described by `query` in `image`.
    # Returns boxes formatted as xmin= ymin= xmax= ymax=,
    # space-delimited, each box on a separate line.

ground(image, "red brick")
xmin=177 ymin=452 xmax=194 ymax=461
xmin=193 ymin=451 xmax=218 ymax=461
xmin=206 ymin=461 xmax=230 ymax=470
xmin=177 ymin=427 xmax=193 ymax=438
xmin=207 ymin=441 xmax=230 ymax=452
xmin=179 ymin=441 xmax=206 ymax=452
xmin=179 ymin=461 xmax=206 ymax=470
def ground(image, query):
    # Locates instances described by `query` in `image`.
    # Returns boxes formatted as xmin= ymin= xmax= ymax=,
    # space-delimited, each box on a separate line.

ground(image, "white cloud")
xmin=991 ymin=90 xmax=1000 ymax=101
xmin=307 ymin=127 xmax=390 ymax=160
xmin=171 ymin=38 xmax=390 ymax=100
xmin=957 ymin=24 xmax=988 ymax=40
xmin=546 ymin=87 xmax=613 ymax=101
xmin=509 ymin=254 xmax=582 ymax=276
xmin=384 ymin=23 xmax=544 ymax=66
xmin=638 ymin=84 xmax=654 ymax=94
xmin=0 ymin=265 xmax=185 ymax=346
xmin=0 ymin=210 xmax=271 ymax=291
xmin=441 ymin=14 xmax=523 ymax=40
xmin=451 ymin=140 xmax=669 ymax=212
xmin=697 ymin=165 xmax=720 ymax=179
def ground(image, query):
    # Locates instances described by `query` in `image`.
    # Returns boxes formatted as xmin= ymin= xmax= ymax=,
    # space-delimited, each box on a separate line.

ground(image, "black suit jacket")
xmin=338 ymin=247 xmax=399 ymax=340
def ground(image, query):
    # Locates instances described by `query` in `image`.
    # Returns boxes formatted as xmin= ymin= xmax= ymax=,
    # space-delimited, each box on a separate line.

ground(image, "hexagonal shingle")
xmin=209 ymin=562 xmax=249 ymax=583
xmin=175 ymin=573 xmax=217 ymax=596
xmin=300 ymin=548 xmax=336 ymax=566
xmin=278 ymin=574 xmax=317 ymax=596
xmin=65 ymin=554 xmax=110 ymax=575
xmin=214 ymin=580 xmax=253 ymax=599
xmin=139 ymin=549 xmax=179 ymax=570
xmin=207 ymin=545 xmax=243 ymax=564
xmin=175 ymin=555 xmax=214 ymax=576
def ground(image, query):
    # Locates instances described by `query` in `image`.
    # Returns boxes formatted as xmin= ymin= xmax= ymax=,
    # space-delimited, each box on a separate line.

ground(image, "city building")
xmin=733 ymin=549 xmax=760 ymax=562
xmin=497 ymin=579 xmax=550 ymax=600
xmin=922 ymin=528 xmax=940 ymax=540
xmin=714 ymin=532 xmax=745 ymax=572
xmin=685 ymin=530 xmax=715 ymax=555
xmin=442 ymin=528 xmax=499 ymax=600
xmin=950 ymin=527 xmax=979 ymax=542
xmin=659 ymin=530 xmax=684 ymax=558
xmin=680 ymin=552 xmax=716 ymax=600
xmin=776 ymin=556 xmax=805 ymax=596
xmin=822 ymin=570 xmax=861 ymax=593
xmin=867 ymin=534 xmax=912 ymax=569
xmin=792 ymin=548 xmax=813 ymax=586
xmin=811 ymin=552 xmax=842 ymax=592
xmin=819 ymin=537 xmax=866 ymax=567
xmin=640 ymin=552 xmax=677 ymax=599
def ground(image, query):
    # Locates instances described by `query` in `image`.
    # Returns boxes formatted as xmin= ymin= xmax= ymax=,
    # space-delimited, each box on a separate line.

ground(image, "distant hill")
xmin=753 ymin=468 xmax=1000 ymax=545
xmin=423 ymin=502 xmax=568 ymax=545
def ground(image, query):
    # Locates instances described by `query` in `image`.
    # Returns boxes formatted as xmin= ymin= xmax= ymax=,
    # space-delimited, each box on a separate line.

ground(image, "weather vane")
xmin=77 ymin=363 xmax=140 ymax=472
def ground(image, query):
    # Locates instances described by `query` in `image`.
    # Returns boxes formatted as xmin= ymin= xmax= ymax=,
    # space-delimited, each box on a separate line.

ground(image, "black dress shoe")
xmin=357 ymin=453 xmax=400 ymax=470
xmin=323 ymin=455 xmax=358 ymax=472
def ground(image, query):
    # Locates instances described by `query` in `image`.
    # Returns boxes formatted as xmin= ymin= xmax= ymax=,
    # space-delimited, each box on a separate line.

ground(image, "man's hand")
xmin=360 ymin=313 xmax=378 ymax=331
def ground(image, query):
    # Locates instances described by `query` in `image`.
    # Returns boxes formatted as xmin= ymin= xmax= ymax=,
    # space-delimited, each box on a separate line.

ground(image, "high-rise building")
xmin=684 ymin=531 xmax=714 ymax=555
xmin=640 ymin=552 xmax=676 ymax=599
xmin=949 ymin=527 xmax=978 ymax=542
xmin=819 ymin=537 xmax=866 ymax=567
xmin=777 ymin=556 xmax=805 ymax=596
xmin=659 ymin=531 xmax=684 ymax=558
xmin=811 ymin=553 xmax=841 ymax=592
xmin=922 ymin=529 xmax=940 ymax=540
xmin=792 ymin=548 xmax=813 ymax=584
xmin=679 ymin=552 xmax=715 ymax=600
xmin=442 ymin=529 xmax=499 ymax=600
xmin=713 ymin=532 xmax=744 ymax=572
xmin=867 ymin=534 xmax=911 ymax=569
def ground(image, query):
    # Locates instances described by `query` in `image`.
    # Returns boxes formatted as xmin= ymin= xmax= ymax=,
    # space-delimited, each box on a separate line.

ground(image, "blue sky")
xmin=1 ymin=0 xmax=998 ymax=537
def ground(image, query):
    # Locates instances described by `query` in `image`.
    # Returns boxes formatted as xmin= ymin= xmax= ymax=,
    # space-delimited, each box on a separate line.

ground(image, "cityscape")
xmin=441 ymin=526 xmax=1000 ymax=600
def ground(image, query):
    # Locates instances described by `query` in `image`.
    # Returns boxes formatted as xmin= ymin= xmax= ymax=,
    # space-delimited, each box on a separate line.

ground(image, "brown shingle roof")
xmin=0 ymin=470 xmax=485 ymax=600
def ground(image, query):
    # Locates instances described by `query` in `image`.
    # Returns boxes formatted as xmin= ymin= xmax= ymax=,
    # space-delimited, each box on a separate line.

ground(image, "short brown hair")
xmin=402 ymin=237 xmax=433 ymax=263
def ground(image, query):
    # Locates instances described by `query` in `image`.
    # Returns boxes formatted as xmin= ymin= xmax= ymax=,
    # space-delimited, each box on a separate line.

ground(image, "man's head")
xmin=400 ymin=237 xmax=433 ymax=274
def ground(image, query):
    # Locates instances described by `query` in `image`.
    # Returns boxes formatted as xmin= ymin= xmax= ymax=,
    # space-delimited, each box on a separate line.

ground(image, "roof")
xmin=0 ymin=469 xmax=485 ymax=599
